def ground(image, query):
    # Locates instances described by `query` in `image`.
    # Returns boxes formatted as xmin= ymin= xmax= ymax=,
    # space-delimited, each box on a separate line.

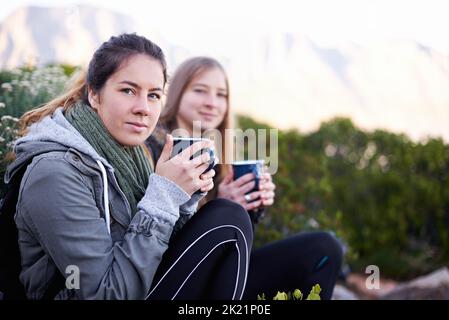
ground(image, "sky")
xmin=1 ymin=0 xmax=449 ymax=54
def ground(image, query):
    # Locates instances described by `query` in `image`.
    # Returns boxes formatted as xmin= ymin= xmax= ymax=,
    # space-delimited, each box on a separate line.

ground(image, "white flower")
xmin=324 ymin=144 xmax=337 ymax=157
xmin=0 ymin=102 xmax=5 ymax=109
xmin=1 ymin=83 xmax=13 ymax=92
xmin=1 ymin=115 xmax=19 ymax=122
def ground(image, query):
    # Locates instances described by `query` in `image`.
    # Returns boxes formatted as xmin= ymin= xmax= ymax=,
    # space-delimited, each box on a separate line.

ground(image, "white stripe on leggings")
xmin=146 ymin=224 xmax=250 ymax=300
xmin=233 ymin=242 xmax=241 ymax=300
xmin=171 ymin=239 xmax=237 ymax=299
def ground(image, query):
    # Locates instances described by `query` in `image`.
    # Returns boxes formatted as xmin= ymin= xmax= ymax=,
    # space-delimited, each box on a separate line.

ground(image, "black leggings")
xmin=148 ymin=199 xmax=253 ymax=300
xmin=147 ymin=199 xmax=342 ymax=300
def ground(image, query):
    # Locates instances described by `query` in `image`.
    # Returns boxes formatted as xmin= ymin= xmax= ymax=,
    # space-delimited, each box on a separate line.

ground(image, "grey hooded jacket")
xmin=4 ymin=107 xmax=203 ymax=300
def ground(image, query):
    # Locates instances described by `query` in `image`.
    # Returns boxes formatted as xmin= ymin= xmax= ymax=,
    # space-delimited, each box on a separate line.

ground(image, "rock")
xmin=381 ymin=267 xmax=449 ymax=300
xmin=331 ymin=284 xmax=359 ymax=300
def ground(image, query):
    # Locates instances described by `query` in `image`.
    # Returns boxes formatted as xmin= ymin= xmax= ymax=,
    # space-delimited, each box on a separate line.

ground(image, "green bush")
xmin=238 ymin=115 xmax=449 ymax=280
xmin=0 ymin=65 xmax=70 ymax=118
xmin=0 ymin=65 xmax=71 ymax=196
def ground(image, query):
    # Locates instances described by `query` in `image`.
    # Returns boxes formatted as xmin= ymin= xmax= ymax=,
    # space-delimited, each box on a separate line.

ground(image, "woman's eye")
xmin=148 ymin=93 xmax=161 ymax=100
xmin=194 ymin=88 xmax=205 ymax=94
xmin=121 ymin=88 xmax=134 ymax=95
xmin=218 ymin=93 xmax=228 ymax=98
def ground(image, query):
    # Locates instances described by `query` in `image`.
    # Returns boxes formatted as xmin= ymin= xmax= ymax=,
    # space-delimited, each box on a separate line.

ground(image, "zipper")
xmin=106 ymin=169 xmax=132 ymax=229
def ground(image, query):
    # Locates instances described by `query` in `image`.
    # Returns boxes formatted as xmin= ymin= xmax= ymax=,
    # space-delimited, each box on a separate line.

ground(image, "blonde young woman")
xmin=146 ymin=57 xmax=344 ymax=300
xmin=4 ymin=35 xmax=253 ymax=300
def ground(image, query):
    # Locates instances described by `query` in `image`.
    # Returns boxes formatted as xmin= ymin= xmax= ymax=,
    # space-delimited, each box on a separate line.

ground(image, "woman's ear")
xmin=87 ymin=87 xmax=100 ymax=110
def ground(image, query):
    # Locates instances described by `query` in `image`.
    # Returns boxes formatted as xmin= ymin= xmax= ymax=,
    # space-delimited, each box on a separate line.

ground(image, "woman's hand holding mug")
xmin=156 ymin=134 xmax=215 ymax=196
xmin=217 ymin=168 xmax=263 ymax=211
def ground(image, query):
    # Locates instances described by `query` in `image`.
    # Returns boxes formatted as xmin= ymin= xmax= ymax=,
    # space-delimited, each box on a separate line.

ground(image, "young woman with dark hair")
xmin=6 ymin=35 xmax=253 ymax=300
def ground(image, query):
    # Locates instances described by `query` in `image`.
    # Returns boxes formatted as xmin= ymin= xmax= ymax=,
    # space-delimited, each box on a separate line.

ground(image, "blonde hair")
xmin=159 ymin=57 xmax=234 ymax=202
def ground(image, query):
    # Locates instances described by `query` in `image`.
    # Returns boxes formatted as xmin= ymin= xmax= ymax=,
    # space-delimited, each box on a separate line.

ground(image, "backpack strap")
xmin=1 ymin=159 xmax=65 ymax=300
xmin=0 ymin=163 xmax=30 ymax=300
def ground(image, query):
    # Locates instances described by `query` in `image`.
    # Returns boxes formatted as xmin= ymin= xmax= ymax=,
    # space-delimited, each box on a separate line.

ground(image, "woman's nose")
xmin=204 ymin=94 xmax=218 ymax=108
xmin=133 ymin=95 xmax=151 ymax=115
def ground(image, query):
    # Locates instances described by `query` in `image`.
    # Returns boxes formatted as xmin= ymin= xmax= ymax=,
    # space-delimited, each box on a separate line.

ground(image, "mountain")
xmin=227 ymin=34 xmax=449 ymax=142
xmin=1 ymin=5 xmax=449 ymax=142
xmin=0 ymin=5 xmax=139 ymax=68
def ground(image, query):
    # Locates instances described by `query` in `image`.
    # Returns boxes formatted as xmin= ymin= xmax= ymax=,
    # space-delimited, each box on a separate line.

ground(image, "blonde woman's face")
xmin=176 ymin=67 xmax=228 ymax=133
xmin=89 ymin=54 xmax=165 ymax=146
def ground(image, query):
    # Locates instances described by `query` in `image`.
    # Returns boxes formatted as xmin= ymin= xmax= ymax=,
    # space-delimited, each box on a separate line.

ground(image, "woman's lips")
xmin=126 ymin=122 xmax=148 ymax=133
xmin=199 ymin=112 xmax=217 ymax=120
xmin=127 ymin=121 xmax=147 ymax=128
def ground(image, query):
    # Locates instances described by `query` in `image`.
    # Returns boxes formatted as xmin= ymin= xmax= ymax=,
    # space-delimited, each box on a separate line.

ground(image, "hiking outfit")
xmin=5 ymin=102 xmax=252 ymax=299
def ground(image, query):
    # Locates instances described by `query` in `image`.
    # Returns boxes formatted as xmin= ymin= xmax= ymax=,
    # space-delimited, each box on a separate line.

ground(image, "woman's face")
xmin=89 ymin=54 xmax=165 ymax=146
xmin=176 ymin=67 xmax=228 ymax=133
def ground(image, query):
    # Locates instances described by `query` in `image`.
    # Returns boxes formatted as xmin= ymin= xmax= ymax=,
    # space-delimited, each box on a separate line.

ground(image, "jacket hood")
xmin=4 ymin=107 xmax=112 ymax=183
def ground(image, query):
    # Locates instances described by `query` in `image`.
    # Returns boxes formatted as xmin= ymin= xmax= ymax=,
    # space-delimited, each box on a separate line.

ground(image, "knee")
xmin=201 ymin=198 xmax=253 ymax=242
xmin=203 ymin=198 xmax=249 ymax=223
xmin=313 ymin=232 xmax=344 ymax=266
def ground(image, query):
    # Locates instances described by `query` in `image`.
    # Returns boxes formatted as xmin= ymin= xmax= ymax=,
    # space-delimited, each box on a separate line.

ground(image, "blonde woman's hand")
xmin=258 ymin=170 xmax=276 ymax=207
xmin=217 ymin=168 xmax=263 ymax=211
xmin=155 ymin=134 xmax=215 ymax=196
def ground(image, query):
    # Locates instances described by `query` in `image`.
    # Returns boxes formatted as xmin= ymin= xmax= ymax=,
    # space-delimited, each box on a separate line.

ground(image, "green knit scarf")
xmin=65 ymin=101 xmax=152 ymax=216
